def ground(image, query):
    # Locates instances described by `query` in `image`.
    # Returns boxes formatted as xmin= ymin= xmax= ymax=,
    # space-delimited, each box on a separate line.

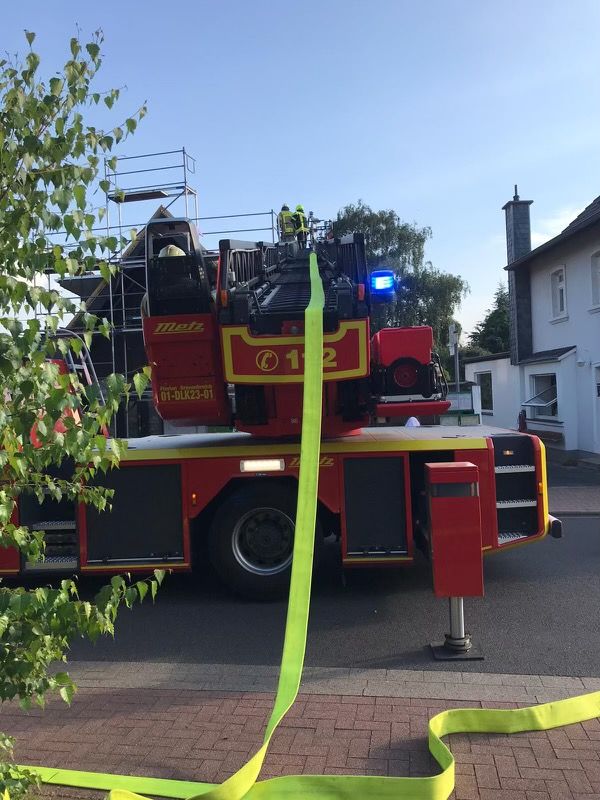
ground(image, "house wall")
xmin=529 ymin=237 xmax=600 ymax=360
xmin=527 ymin=233 xmax=600 ymax=453
xmin=464 ymin=357 xmax=520 ymax=430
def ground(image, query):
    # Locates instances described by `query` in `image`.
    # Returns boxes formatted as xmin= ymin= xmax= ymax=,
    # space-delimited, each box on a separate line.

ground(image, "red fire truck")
xmin=3 ymin=219 xmax=560 ymax=597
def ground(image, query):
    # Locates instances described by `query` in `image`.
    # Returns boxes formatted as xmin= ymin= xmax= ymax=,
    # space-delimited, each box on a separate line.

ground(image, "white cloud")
xmin=531 ymin=205 xmax=584 ymax=247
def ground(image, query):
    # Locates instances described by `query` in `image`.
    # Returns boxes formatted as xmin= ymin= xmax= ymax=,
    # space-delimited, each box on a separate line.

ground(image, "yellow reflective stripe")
xmin=121 ymin=436 xmax=488 ymax=462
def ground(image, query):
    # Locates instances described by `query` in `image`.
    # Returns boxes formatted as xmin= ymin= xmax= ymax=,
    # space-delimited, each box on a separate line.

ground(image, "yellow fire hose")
xmin=26 ymin=252 xmax=600 ymax=798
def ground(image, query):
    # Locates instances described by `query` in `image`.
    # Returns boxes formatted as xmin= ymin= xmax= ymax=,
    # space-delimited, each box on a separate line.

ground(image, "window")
xmin=475 ymin=372 xmax=493 ymax=413
xmin=592 ymin=252 xmax=600 ymax=308
xmin=551 ymin=267 xmax=567 ymax=318
xmin=522 ymin=373 xmax=558 ymax=418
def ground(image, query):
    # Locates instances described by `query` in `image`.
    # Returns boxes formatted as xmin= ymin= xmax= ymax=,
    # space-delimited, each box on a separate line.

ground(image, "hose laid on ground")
xmin=26 ymin=252 xmax=600 ymax=799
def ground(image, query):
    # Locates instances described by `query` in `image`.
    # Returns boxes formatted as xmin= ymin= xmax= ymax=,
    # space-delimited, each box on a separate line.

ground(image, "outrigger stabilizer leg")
xmin=431 ymin=596 xmax=484 ymax=661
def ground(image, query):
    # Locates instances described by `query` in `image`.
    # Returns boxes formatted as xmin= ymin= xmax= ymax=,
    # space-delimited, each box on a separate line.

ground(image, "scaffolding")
xmin=55 ymin=147 xmax=278 ymax=437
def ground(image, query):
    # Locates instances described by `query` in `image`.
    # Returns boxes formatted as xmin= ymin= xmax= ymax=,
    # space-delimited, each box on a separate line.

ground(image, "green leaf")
xmin=135 ymin=581 xmax=148 ymax=602
xmin=25 ymin=30 xmax=36 ymax=46
xmin=98 ymin=263 xmax=112 ymax=284
xmin=133 ymin=371 xmax=149 ymax=399
xmin=124 ymin=586 xmax=137 ymax=608
xmin=49 ymin=77 xmax=63 ymax=97
xmin=74 ymin=185 xmax=85 ymax=210
xmin=59 ymin=684 xmax=75 ymax=704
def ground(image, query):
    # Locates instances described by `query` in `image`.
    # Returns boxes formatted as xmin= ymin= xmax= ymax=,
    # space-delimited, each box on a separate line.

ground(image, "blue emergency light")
xmin=370 ymin=269 xmax=395 ymax=300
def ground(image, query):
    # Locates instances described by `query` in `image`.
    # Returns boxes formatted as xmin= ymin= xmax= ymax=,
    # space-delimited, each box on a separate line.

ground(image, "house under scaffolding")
xmin=57 ymin=148 xmax=277 ymax=437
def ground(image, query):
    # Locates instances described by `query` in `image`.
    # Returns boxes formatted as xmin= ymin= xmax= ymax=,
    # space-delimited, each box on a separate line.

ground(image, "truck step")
xmin=30 ymin=520 xmax=76 ymax=530
xmin=498 ymin=532 xmax=530 ymax=544
xmin=494 ymin=465 xmax=535 ymax=473
xmin=496 ymin=500 xmax=537 ymax=509
xmin=23 ymin=555 xmax=78 ymax=572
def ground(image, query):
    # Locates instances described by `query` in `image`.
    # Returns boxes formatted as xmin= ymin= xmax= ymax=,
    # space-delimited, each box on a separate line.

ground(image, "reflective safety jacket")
xmin=294 ymin=210 xmax=309 ymax=234
xmin=278 ymin=210 xmax=296 ymax=238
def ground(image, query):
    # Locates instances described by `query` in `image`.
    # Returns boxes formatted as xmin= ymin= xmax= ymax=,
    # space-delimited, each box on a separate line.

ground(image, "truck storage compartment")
xmin=19 ymin=460 xmax=79 ymax=572
xmin=343 ymin=456 xmax=407 ymax=556
xmin=492 ymin=434 xmax=539 ymax=544
xmin=85 ymin=464 xmax=184 ymax=563
xmin=19 ymin=493 xmax=78 ymax=572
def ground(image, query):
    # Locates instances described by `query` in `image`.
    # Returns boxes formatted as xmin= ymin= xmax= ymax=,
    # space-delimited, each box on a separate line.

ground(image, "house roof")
xmin=518 ymin=346 xmax=576 ymax=365
xmin=463 ymin=351 xmax=510 ymax=364
xmin=506 ymin=193 xmax=600 ymax=271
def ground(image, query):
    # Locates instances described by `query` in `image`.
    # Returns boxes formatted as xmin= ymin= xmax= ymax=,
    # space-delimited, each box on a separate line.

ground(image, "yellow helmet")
xmin=159 ymin=244 xmax=186 ymax=257
xmin=296 ymin=204 xmax=304 ymax=212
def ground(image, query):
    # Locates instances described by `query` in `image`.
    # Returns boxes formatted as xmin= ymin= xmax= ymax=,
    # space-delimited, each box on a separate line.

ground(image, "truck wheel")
xmin=208 ymin=482 xmax=322 ymax=599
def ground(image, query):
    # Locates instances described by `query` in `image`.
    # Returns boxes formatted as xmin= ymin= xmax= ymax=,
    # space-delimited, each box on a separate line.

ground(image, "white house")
xmin=465 ymin=189 xmax=600 ymax=454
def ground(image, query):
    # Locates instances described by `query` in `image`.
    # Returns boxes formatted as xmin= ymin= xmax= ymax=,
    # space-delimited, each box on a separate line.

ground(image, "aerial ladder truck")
xmin=2 ymin=218 xmax=559 ymax=598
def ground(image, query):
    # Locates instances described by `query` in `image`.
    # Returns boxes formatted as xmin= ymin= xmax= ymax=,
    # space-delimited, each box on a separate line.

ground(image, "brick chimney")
xmin=503 ymin=186 xmax=533 ymax=365
xmin=502 ymin=185 xmax=533 ymax=264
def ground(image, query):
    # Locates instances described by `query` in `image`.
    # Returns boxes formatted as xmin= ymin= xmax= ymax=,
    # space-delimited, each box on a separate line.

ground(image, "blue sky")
xmin=4 ymin=0 xmax=600 ymax=334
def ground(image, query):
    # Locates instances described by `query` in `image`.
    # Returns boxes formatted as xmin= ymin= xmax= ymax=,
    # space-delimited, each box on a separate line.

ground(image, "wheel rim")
xmin=231 ymin=507 xmax=294 ymax=576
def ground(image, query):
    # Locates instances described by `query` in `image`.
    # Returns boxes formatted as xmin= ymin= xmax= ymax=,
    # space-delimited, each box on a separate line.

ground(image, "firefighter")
xmin=293 ymin=204 xmax=309 ymax=248
xmin=278 ymin=204 xmax=296 ymax=242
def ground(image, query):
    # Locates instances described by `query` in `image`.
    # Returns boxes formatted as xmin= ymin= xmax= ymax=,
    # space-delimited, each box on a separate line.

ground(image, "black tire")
xmin=208 ymin=481 xmax=322 ymax=600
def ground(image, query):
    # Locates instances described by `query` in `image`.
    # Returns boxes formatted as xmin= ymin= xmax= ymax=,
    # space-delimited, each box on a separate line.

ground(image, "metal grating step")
xmin=498 ymin=532 xmax=530 ymax=544
xmin=30 ymin=520 xmax=77 ymax=530
xmin=495 ymin=465 xmax=535 ymax=474
xmin=496 ymin=500 xmax=537 ymax=509
xmin=23 ymin=555 xmax=78 ymax=572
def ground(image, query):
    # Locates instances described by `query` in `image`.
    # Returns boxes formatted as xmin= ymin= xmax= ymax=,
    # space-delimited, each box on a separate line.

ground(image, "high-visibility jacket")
xmin=294 ymin=210 xmax=309 ymax=234
xmin=278 ymin=210 xmax=296 ymax=238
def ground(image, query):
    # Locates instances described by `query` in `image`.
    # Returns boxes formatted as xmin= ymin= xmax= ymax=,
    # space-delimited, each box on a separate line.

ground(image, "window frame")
xmin=550 ymin=265 xmax=567 ymax=320
xmin=591 ymin=252 xmax=600 ymax=309
xmin=474 ymin=370 xmax=493 ymax=414
xmin=523 ymin=373 xmax=558 ymax=420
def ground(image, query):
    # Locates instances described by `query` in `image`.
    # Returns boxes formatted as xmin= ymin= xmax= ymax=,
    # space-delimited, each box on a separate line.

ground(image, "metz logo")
xmin=153 ymin=321 xmax=205 ymax=335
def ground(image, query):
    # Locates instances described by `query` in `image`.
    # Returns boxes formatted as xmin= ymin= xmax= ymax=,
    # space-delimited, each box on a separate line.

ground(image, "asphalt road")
xmin=547 ymin=462 xmax=600 ymax=487
xmin=70 ymin=515 xmax=600 ymax=677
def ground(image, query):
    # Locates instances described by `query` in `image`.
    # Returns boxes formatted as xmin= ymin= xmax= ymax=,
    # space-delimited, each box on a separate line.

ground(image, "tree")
xmin=468 ymin=284 xmax=510 ymax=354
xmin=0 ymin=31 xmax=161 ymax=797
xmin=334 ymin=201 xmax=468 ymax=349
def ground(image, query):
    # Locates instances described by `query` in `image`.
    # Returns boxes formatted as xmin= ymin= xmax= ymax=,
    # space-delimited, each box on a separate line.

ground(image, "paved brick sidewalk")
xmin=549 ymin=486 xmax=600 ymax=516
xmin=3 ymin=663 xmax=600 ymax=800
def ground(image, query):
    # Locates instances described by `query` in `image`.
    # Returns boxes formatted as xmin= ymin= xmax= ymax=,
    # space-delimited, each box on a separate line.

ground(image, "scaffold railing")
xmin=34 ymin=147 xmax=280 ymax=437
